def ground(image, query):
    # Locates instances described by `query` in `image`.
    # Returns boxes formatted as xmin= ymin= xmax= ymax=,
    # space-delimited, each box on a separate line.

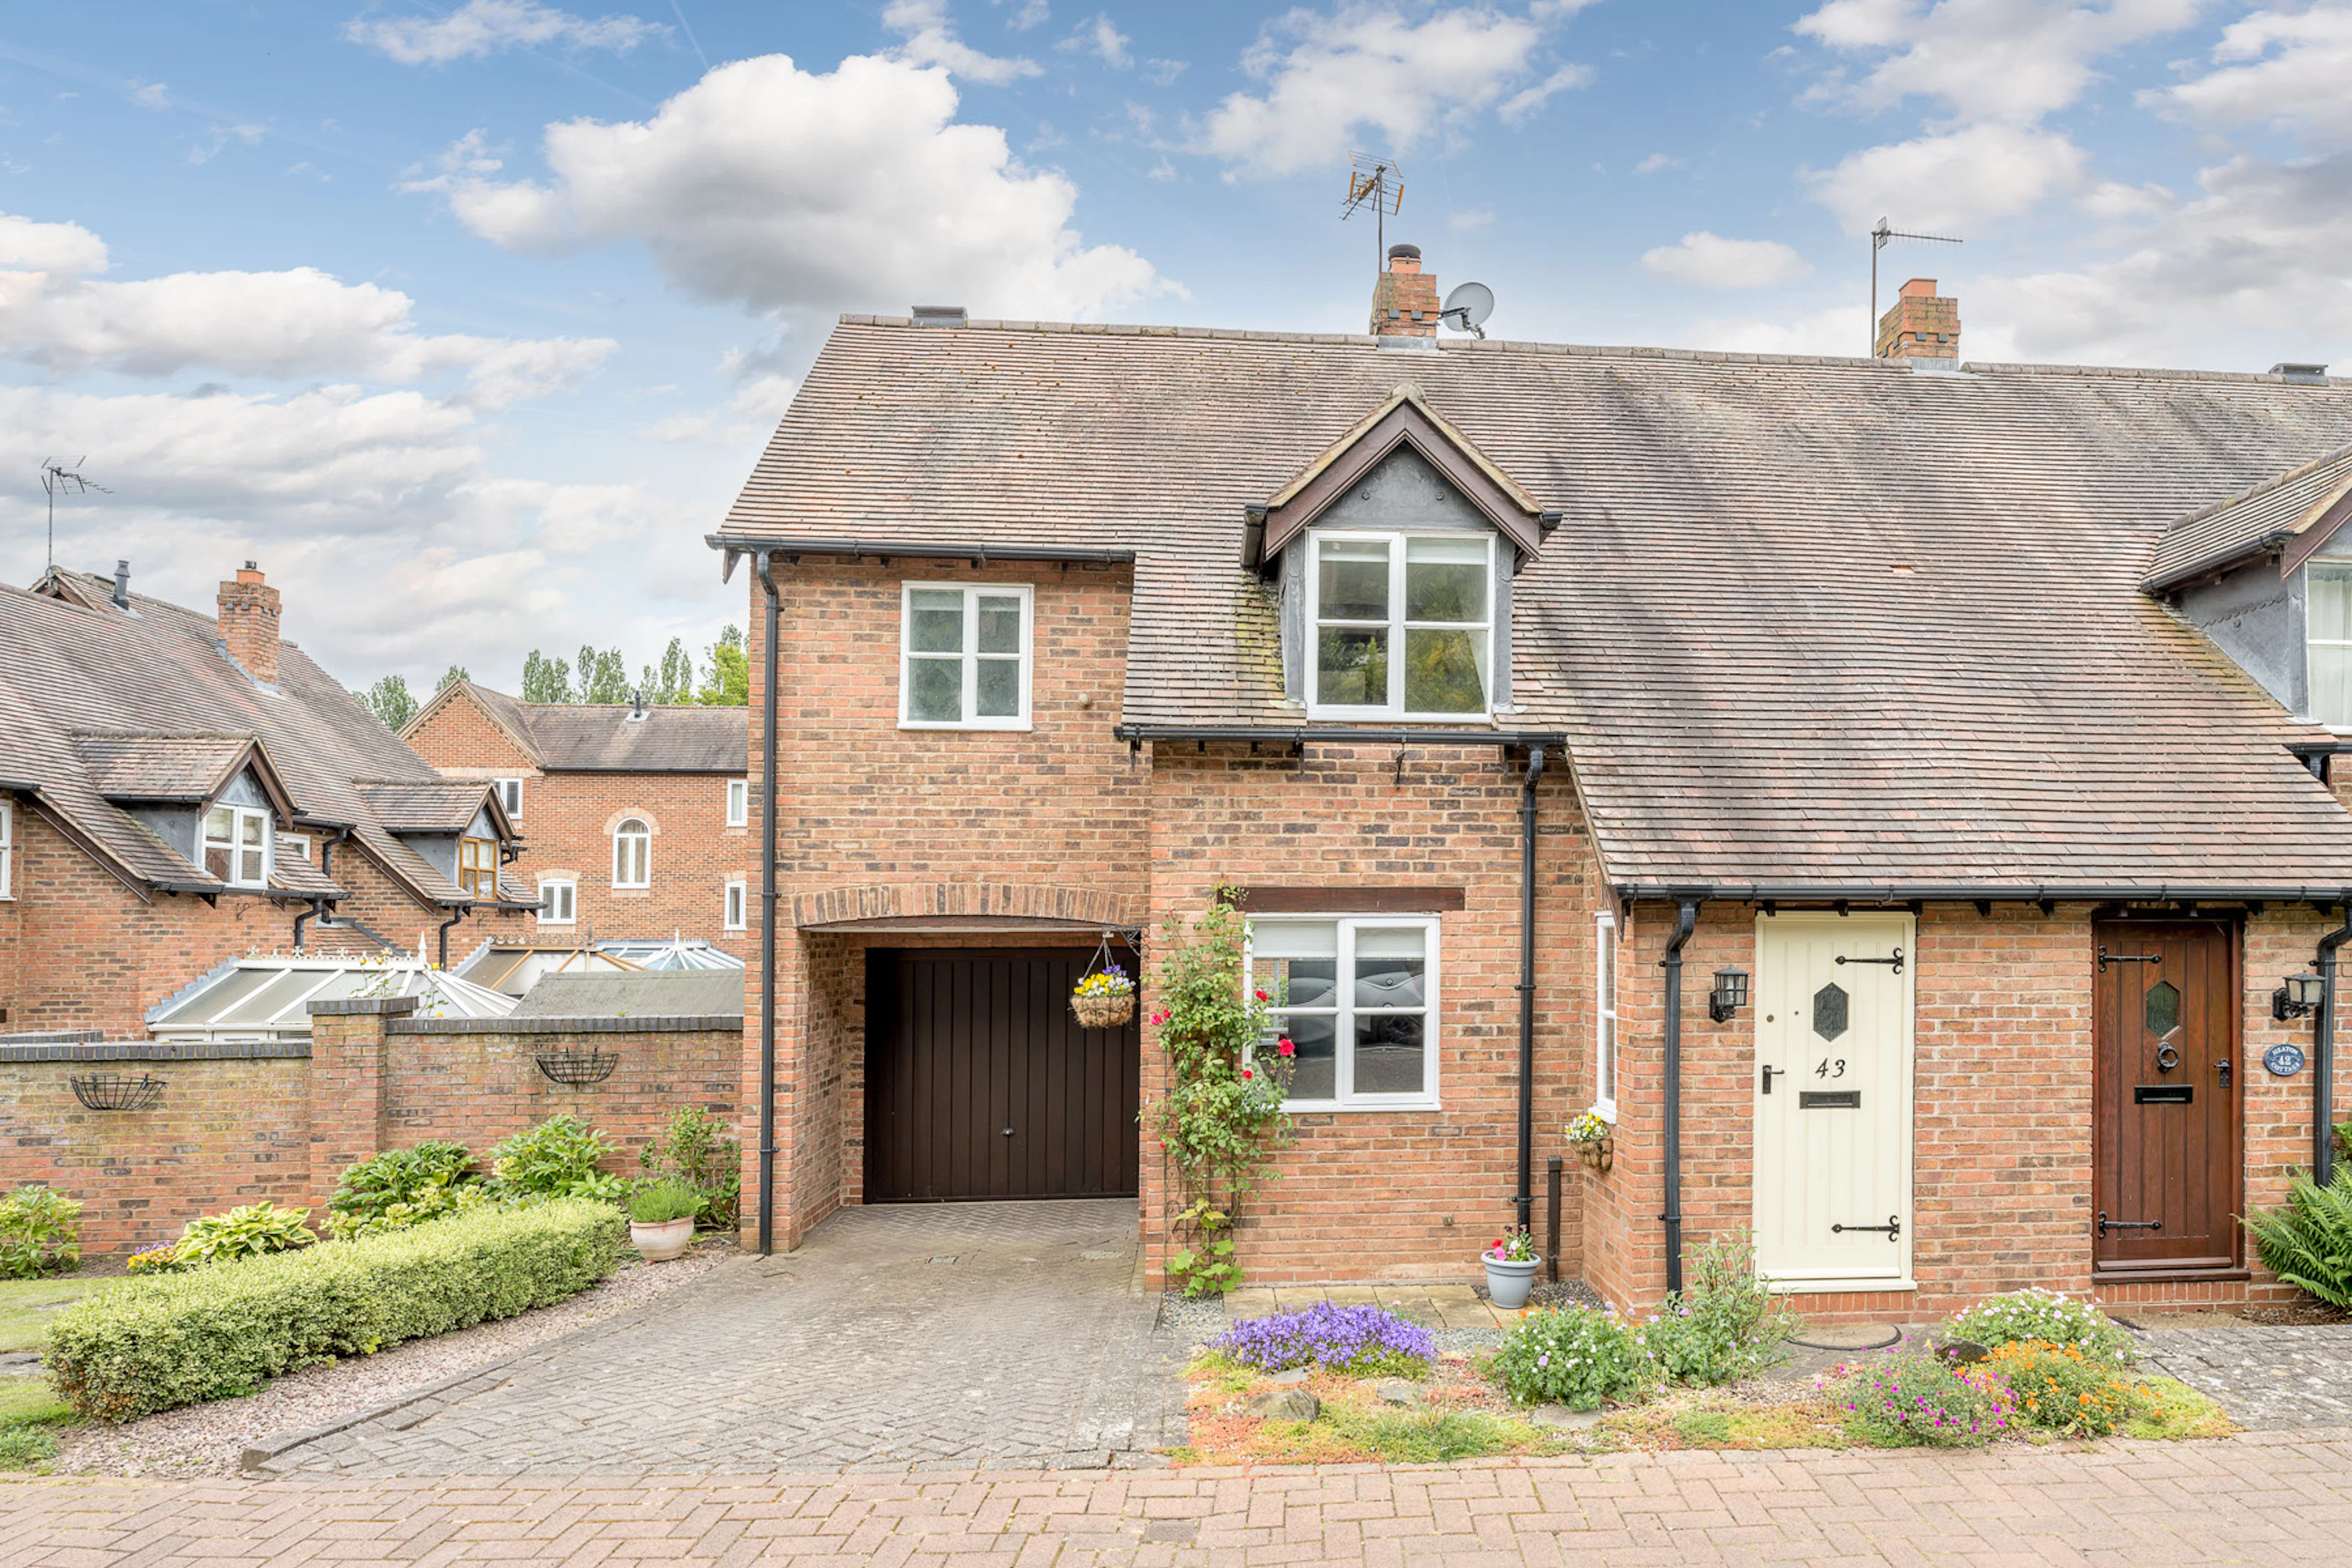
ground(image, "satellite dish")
xmin=1441 ymin=281 xmax=1494 ymax=338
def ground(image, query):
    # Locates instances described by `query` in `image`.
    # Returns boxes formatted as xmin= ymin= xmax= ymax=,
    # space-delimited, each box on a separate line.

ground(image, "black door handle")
xmin=2217 ymin=1058 xmax=2231 ymax=1087
xmin=1761 ymin=1066 xmax=1779 ymax=1094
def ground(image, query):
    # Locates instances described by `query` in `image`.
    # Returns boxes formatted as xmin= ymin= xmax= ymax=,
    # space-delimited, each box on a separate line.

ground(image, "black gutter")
xmin=1616 ymin=881 xmax=2352 ymax=906
xmin=2318 ymin=905 xmax=2352 ymax=1183
xmin=756 ymin=549 xmax=783 ymax=1257
xmin=1115 ymin=725 xmax=1569 ymax=749
xmin=1660 ymin=898 xmax=1700 ymax=1297
xmin=707 ymin=532 xmax=1135 ymax=567
xmin=1513 ymin=747 xmax=1546 ymax=1233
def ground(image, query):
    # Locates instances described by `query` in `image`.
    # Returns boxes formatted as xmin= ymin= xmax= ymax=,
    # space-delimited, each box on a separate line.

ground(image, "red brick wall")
xmin=405 ymin=690 xmax=750 ymax=957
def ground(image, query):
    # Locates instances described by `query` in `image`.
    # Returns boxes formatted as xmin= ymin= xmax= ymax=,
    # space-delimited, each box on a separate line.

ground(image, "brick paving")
xmin=262 ymin=1200 xmax=1185 ymax=1477
xmin=9 ymin=1429 xmax=2352 ymax=1565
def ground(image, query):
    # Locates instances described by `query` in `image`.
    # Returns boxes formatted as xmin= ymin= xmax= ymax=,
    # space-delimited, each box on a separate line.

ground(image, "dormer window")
xmin=2310 ymin=562 xmax=2352 ymax=727
xmin=202 ymin=803 xmax=271 ymax=888
xmin=457 ymin=835 xmax=498 ymax=900
xmin=1310 ymin=532 xmax=1493 ymax=718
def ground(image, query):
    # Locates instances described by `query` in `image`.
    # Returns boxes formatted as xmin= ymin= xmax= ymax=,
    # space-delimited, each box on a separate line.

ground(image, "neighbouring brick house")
xmin=402 ymin=680 xmax=751 ymax=957
xmin=701 ymin=248 xmax=2352 ymax=1323
xmin=0 ymin=564 xmax=538 ymax=1039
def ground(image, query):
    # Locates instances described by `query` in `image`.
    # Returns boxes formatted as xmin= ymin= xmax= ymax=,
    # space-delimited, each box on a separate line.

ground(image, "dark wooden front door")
xmin=2092 ymin=921 xmax=2241 ymax=1273
xmin=864 ymin=948 xmax=1140 ymax=1202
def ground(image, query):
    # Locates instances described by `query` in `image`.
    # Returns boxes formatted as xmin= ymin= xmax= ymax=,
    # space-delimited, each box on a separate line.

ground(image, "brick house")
xmin=0 ymin=564 xmax=535 ymax=1039
xmin=401 ymin=680 xmax=750 ymax=956
xmin=698 ymin=249 xmax=2352 ymax=1323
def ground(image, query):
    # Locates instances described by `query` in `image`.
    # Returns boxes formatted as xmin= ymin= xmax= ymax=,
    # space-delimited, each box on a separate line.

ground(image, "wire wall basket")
xmin=69 ymin=1073 xmax=167 ymax=1112
xmin=534 ymin=1049 xmax=618 ymax=1087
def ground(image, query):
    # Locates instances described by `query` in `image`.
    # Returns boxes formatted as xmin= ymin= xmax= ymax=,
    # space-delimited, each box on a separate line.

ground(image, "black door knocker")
xmin=2155 ymin=1044 xmax=2180 ymax=1072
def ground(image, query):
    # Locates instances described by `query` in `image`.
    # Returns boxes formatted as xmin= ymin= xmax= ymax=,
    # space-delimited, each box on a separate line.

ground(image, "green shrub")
xmin=0 ymin=1186 xmax=82 ymax=1279
xmin=173 ymin=1202 xmax=317 ymax=1268
xmin=327 ymin=1142 xmax=480 ymax=1239
xmin=626 ymin=1178 xmax=701 ymax=1225
xmin=1491 ymin=1306 xmax=1654 ymax=1410
xmin=637 ymin=1107 xmax=741 ymax=1229
xmin=486 ymin=1115 xmax=620 ymax=1203
xmin=1642 ymin=1235 xmax=1799 ymax=1387
xmin=2242 ymin=1166 xmax=2352 ymax=1311
xmin=1945 ymin=1287 xmax=2137 ymax=1365
xmin=1838 ymin=1351 xmax=2013 ymax=1447
xmin=45 ymin=1198 xmax=624 ymax=1423
xmin=1983 ymin=1340 xmax=2150 ymax=1437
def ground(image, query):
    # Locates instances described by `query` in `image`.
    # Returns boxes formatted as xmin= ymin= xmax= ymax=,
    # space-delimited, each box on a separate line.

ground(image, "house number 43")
xmin=1815 ymin=1058 xmax=1847 ymax=1078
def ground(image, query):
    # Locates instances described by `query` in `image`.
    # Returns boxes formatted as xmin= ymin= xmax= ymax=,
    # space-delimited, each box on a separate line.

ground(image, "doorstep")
xmin=1223 ymin=1283 xmax=1518 ymax=1330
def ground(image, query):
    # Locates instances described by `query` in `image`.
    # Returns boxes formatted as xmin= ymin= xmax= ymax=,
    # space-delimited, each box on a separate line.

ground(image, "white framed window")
xmin=538 ymin=877 xmax=576 ymax=925
xmin=494 ymin=777 xmax=524 ymax=818
xmin=1248 ymin=914 xmax=1440 ymax=1110
xmin=1594 ymin=912 xmax=1619 ymax=1121
xmin=0 ymin=799 xmax=13 ymax=899
xmin=899 ymin=582 xmax=1034 ymax=729
xmin=277 ymin=833 xmax=311 ymax=861
xmin=612 ymin=817 xmax=651 ymax=888
xmin=1308 ymin=531 xmax=1494 ymax=720
xmin=724 ymin=879 xmax=748 ymax=930
xmin=725 ymin=777 xmax=748 ymax=827
xmin=2311 ymin=562 xmax=2352 ymax=727
xmin=202 ymin=803 xmax=271 ymax=888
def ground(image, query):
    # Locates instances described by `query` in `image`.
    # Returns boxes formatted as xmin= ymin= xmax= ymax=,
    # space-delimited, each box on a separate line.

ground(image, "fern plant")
xmin=2242 ymin=1166 xmax=2352 ymax=1310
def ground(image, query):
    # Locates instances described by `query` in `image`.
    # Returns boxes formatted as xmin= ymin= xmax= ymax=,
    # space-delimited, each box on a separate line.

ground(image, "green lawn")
xmin=0 ymin=1276 xmax=115 ymax=1354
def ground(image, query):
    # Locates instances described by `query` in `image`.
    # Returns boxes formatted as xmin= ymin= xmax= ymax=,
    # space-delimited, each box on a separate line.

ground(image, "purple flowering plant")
xmin=1213 ymin=1303 xmax=1436 ymax=1379
xmin=1833 ymin=1351 xmax=2013 ymax=1448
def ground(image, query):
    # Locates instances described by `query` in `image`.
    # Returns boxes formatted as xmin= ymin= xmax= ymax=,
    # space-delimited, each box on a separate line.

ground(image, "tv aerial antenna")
xmin=1870 ymin=218 xmax=1962 ymax=356
xmin=1441 ymin=281 xmax=1495 ymax=340
xmin=1341 ymin=151 xmax=1404 ymax=263
xmin=37 ymin=457 xmax=109 ymax=572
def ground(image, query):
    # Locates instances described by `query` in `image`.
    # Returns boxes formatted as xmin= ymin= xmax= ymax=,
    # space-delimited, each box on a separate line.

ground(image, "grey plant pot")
xmin=1485 ymin=1254 xmax=1539 ymax=1310
xmin=629 ymin=1216 xmax=695 ymax=1262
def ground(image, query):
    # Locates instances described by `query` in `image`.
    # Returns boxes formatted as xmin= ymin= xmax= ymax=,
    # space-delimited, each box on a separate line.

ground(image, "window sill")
xmin=1766 ymin=1278 xmax=1917 ymax=1295
xmin=1588 ymin=1101 xmax=1618 ymax=1124
xmin=537 ymin=920 xmax=576 ymax=928
xmin=897 ymin=719 xmax=1035 ymax=733
xmin=1302 ymin=710 xmax=1496 ymax=725
xmin=1281 ymin=1099 xmax=1442 ymax=1115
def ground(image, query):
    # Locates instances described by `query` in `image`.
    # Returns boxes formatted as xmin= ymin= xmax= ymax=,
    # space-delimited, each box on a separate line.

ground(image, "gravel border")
xmin=50 ymin=1242 xmax=733 ymax=1479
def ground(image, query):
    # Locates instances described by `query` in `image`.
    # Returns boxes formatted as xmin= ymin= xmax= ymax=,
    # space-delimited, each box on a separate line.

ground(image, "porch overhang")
xmin=797 ymin=914 xmax=1142 ymax=935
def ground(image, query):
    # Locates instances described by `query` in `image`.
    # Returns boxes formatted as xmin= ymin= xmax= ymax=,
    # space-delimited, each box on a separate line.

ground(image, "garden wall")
xmin=0 ymin=1000 xmax=740 ymax=1255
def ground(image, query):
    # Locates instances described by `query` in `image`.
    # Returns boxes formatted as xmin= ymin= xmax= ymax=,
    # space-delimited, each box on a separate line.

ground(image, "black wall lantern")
xmin=2273 ymin=972 xmax=2324 ymax=1021
xmin=1709 ymin=966 xmax=1750 ymax=1023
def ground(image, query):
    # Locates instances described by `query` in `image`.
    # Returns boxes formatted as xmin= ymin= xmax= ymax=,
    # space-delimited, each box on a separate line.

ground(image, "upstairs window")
xmin=726 ymin=777 xmax=748 ymax=826
xmin=2312 ymin=562 xmax=2352 ymax=727
xmin=0 ymin=799 xmax=12 ymax=899
xmin=202 ymin=804 xmax=271 ymax=888
xmin=900 ymin=582 xmax=1033 ymax=729
xmin=494 ymin=778 xmax=524 ymax=818
xmin=725 ymin=879 xmax=748 ymax=930
xmin=612 ymin=817 xmax=652 ymax=888
xmin=1310 ymin=532 xmax=1492 ymax=718
xmin=538 ymin=877 xmax=576 ymax=925
xmin=457 ymin=836 xmax=498 ymax=900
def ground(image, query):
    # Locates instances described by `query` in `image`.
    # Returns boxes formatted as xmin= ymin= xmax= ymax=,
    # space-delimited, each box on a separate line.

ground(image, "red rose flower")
xmin=1276 ymin=1038 xmax=1295 ymax=1057
xmin=1253 ymin=989 xmax=1268 ymax=1002
xmin=1241 ymin=1067 xmax=1254 ymax=1080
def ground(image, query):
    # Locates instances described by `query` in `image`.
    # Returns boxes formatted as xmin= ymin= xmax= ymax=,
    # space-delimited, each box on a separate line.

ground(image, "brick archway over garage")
xmin=791 ymin=881 xmax=1145 ymax=932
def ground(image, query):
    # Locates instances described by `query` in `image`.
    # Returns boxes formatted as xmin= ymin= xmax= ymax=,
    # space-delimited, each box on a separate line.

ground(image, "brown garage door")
xmin=864 ymin=948 xmax=1140 ymax=1202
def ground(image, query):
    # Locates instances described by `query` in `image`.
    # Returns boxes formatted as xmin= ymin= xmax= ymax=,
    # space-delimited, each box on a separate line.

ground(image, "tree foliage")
xmin=435 ymin=665 xmax=469 ymax=693
xmin=520 ymin=650 xmax=571 ymax=703
xmin=355 ymin=674 xmax=417 ymax=731
xmin=640 ymin=637 xmax=693 ymax=705
xmin=574 ymin=645 xmax=630 ymax=704
xmin=698 ymin=625 xmax=748 ymax=706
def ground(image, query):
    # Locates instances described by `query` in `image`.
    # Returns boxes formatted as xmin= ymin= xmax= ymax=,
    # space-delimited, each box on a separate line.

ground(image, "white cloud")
xmin=1795 ymin=0 xmax=2207 ymax=123
xmin=130 ymin=81 xmax=169 ymax=111
xmin=1065 ymin=13 xmax=1132 ymax=69
xmin=884 ymin=0 xmax=1041 ymax=83
xmin=2152 ymin=5 xmax=2352 ymax=139
xmin=1681 ymin=303 xmax=1863 ymax=356
xmin=1499 ymin=62 xmax=1595 ymax=124
xmin=345 ymin=0 xmax=664 ymax=67
xmin=410 ymin=53 xmax=1168 ymax=322
xmin=1633 ymin=152 xmax=1683 ymax=175
xmin=1007 ymin=0 xmax=1050 ymax=30
xmin=1196 ymin=5 xmax=1586 ymax=178
xmin=0 ymin=210 xmax=612 ymax=405
xmin=1143 ymin=58 xmax=1188 ymax=85
xmin=1148 ymin=157 xmax=1178 ymax=182
xmin=1450 ymin=206 xmax=1495 ymax=230
xmin=643 ymin=373 xmax=799 ymax=444
xmin=1803 ymin=122 xmax=2089 ymax=232
xmin=1641 ymin=232 xmax=1814 ymax=288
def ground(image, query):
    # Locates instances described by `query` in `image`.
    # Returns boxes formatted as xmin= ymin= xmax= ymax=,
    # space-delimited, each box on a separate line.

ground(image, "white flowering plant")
xmin=1491 ymin=1305 xmax=1654 ymax=1409
xmin=1945 ymin=1287 xmax=2138 ymax=1366
xmin=1642 ymin=1235 xmax=1799 ymax=1387
xmin=1565 ymin=1112 xmax=1611 ymax=1146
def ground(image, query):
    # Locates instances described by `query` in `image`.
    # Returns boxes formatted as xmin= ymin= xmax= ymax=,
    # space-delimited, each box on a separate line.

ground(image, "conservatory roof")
xmin=146 ymin=956 xmax=518 ymax=1039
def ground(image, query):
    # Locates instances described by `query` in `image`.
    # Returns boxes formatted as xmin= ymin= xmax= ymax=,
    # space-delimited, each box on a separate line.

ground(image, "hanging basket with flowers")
xmin=1071 ymin=934 xmax=1137 ymax=1028
xmin=1566 ymin=1110 xmax=1614 ymax=1172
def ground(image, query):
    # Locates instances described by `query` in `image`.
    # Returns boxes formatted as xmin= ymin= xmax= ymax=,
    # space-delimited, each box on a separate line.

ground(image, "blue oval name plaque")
xmin=2264 ymin=1043 xmax=2307 ymax=1078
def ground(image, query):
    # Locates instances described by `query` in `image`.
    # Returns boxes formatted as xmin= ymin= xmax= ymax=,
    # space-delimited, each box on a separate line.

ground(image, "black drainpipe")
xmin=756 ymin=549 xmax=782 ymax=1257
xmin=1660 ymin=897 xmax=1700 ymax=1297
xmin=290 ymin=825 xmax=353 ymax=951
xmin=437 ymin=906 xmax=467 ymax=968
xmin=1513 ymin=746 xmax=1546 ymax=1232
xmin=292 ymin=898 xmax=325 ymax=950
xmin=2318 ymin=903 xmax=2352 ymax=1183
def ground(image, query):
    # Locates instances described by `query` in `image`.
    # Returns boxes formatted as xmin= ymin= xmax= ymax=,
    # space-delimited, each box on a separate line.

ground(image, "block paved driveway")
xmin=266 ymin=1199 xmax=1184 ymax=1477
xmin=12 ymin=1429 xmax=2352 ymax=1566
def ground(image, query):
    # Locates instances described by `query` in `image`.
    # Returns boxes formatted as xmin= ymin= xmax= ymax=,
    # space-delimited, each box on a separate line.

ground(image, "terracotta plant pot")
xmin=1574 ymin=1137 xmax=1614 ymax=1174
xmin=629 ymin=1216 xmax=695 ymax=1263
xmin=1484 ymin=1253 xmax=1539 ymax=1310
xmin=1071 ymin=992 xmax=1136 ymax=1030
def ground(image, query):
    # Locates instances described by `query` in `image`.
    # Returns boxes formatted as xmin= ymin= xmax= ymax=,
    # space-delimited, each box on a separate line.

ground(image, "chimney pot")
xmin=111 ymin=559 xmax=129 ymax=611
xmin=217 ymin=560 xmax=282 ymax=687
xmin=1370 ymin=241 xmax=1439 ymax=339
xmin=1876 ymin=277 xmax=1961 ymax=364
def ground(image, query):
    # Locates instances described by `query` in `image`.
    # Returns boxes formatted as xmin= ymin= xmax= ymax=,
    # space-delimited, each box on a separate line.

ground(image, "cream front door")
xmin=1752 ymin=912 xmax=1915 ymax=1285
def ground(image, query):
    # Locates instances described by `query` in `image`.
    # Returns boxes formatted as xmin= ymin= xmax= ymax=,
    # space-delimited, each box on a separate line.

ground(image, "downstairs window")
xmin=1248 ymin=915 xmax=1439 ymax=1110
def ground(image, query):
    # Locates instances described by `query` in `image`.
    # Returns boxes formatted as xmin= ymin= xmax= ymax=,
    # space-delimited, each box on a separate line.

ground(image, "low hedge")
xmin=46 ymin=1199 xmax=624 ymax=1423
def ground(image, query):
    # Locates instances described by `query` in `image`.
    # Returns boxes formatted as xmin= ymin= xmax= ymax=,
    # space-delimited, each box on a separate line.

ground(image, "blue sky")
xmin=4 ymin=1 xmax=2350 ymax=691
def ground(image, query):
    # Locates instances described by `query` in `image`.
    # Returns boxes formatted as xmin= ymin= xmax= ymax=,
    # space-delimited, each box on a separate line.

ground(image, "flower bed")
xmin=1212 ymin=1304 xmax=1434 ymax=1378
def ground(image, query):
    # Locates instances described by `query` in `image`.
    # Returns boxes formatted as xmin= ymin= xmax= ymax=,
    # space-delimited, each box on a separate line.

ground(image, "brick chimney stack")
xmin=218 ymin=560 xmax=281 ymax=687
xmin=1876 ymin=277 xmax=1961 ymax=363
xmin=1370 ymin=243 xmax=1440 ymax=339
